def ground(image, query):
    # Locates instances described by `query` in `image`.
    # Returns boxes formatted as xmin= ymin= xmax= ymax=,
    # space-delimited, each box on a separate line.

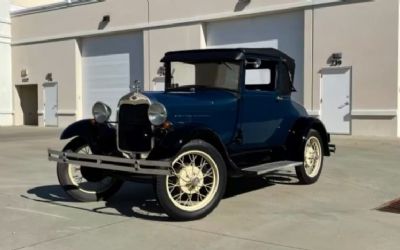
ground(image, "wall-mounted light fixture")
xmin=21 ymin=69 xmax=28 ymax=78
xmin=234 ymin=0 xmax=251 ymax=12
xmin=328 ymin=53 xmax=343 ymax=66
xmin=157 ymin=66 xmax=166 ymax=77
xmin=98 ymin=15 xmax=110 ymax=29
xmin=45 ymin=73 xmax=53 ymax=82
xmin=21 ymin=69 xmax=29 ymax=82
xmin=102 ymin=15 xmax=110 ymax=23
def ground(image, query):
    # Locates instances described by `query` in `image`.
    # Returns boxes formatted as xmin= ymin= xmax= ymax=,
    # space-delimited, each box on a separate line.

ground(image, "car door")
xmin=234 ymin=59 xmax=295 ymax=153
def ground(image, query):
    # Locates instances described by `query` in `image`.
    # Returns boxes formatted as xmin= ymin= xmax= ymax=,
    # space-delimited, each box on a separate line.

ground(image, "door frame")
xmin=319 ymin=66 xmax=352 ymax=135
xmin=43 ymin=82 xmax=58 ymax=127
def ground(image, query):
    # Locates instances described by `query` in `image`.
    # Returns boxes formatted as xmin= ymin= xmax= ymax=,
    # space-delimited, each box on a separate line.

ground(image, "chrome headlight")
xmin=148 ymin=102 xmax=167 ymax=126
xmin=92 ymin=102 xmax=112 ymax=123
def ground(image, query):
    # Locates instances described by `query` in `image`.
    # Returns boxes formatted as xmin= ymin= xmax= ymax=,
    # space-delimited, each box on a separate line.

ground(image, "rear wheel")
xmin=156 ymin=140 xmax=227 ymax=220
xmin=295 ymin=129 xmax=324 ymax=184
xmin=57 ymin=137 xmax=123 ymax=202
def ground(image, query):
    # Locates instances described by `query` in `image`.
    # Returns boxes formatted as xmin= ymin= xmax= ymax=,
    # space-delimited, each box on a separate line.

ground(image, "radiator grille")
xmin=118 ymin=104 xmax=152 ymax=152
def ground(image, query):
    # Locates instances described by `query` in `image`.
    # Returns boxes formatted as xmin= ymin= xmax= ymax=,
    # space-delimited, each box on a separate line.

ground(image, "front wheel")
xmin=57 ymin=137 xmax=123 ymax=202
xmin=295 ymin=129 xmax=324 ymax=184
xmin=156 ymin=140 xmax=227 ymax=220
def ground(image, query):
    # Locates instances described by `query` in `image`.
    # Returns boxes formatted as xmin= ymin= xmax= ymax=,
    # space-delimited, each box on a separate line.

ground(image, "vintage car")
xmin=48 ymin=48 xmax=335 ymax=220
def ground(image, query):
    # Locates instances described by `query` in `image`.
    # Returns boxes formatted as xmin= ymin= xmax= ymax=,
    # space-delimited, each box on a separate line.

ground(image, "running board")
xmin=241 ymin=161 xmax=303 ymax=176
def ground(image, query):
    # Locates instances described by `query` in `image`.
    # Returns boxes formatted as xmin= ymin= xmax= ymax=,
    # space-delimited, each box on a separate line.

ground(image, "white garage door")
xmin=207 ymin=11 xmax=304 ymax=103
xmin=82 ymin=32 xmax=144 ymax=120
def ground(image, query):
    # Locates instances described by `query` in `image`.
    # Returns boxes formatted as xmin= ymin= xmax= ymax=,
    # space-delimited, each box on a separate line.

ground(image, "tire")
xmin=156 ymin=140 xmax=227 ymax=220
xmin=295 ymin=129 xmax=324 ymax=184
xmin=57 ymin=137 xmax=123 ymax=202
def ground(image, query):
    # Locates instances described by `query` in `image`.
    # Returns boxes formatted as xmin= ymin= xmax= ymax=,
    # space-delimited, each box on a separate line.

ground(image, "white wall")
xmin=0 ymin=0 xmax=13 ymax=125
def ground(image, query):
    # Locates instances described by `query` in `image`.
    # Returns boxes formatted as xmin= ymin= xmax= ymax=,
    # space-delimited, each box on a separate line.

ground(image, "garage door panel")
xmin=82 ymin=33 xmax=143 ymax=120
xmin=207 ymin=11 xmax=304 ymax=104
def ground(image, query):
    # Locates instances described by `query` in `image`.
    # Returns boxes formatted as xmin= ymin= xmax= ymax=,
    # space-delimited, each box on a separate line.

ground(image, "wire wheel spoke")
xmin=166 ymin=150 xmax=219 ymax=211
xmin=168 ymin=182 xmax=180 ymax=191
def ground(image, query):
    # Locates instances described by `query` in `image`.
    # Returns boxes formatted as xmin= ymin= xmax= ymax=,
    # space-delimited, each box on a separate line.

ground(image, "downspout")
xmin=147 ymin=0 xmax=151 ymax=91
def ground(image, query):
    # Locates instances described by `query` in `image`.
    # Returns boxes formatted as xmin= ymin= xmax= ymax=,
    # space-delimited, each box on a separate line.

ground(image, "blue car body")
xmin=143 ymin=89 xmax=307 ymax=152
xmin=61 ymin=48 xmax=333 ymax=175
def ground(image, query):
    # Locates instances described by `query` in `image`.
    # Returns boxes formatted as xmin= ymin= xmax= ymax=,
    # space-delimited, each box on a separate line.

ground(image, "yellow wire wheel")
xmin=296 ymin=129 xmax=324 ymax=184
xmin=156 ymin=140 xmax=227 ymax=220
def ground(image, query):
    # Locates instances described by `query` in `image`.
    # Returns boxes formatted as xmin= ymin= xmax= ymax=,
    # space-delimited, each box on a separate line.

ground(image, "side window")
xmin=277 ymin=63 xmax=292 ymax=96
xmin=245 ymin=60 xmax=276 ymax=91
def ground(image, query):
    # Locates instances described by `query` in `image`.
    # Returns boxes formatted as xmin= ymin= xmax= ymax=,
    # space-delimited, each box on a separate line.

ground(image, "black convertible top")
xmin=161 ymin=48 xmax=295 ymax=77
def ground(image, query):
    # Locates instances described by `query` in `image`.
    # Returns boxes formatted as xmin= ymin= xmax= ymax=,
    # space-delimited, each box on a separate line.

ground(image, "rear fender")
xmin=286 ymin=117 xmax=331 ymax=160
xmin=60 ymin=119 xmax=119 ymax=155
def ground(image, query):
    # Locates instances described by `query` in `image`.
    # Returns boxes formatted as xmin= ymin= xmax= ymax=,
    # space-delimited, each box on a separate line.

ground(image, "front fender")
xmin=149 ymin=124 xmax=239 ymax=173
xmin=60 ymin=119 xmax=95 ymax=140
xmin=60 ymin=119 xmax=119 ymax=155
xmin=286 ymin=117 xmax=331 ymax=159
xmin=149 ymin=125 xmax=218 ymax=158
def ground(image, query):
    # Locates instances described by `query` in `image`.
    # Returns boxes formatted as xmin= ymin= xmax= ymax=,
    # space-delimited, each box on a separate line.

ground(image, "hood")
xmin=120 ymin=89 xmax=239 ymax=144
xmin=143 ymin=90 xmax=237 ymax=125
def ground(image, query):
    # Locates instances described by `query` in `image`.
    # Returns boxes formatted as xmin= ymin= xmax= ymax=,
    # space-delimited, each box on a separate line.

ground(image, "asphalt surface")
xmin=0 ymin=126 xmax=400 ymax=250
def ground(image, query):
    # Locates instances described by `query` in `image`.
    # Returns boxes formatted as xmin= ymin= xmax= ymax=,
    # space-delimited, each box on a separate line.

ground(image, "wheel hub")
xmin=178 ymin=165 xmax=204 ymax=194
xmin=305 ymin=147 xmax=317 ymax=166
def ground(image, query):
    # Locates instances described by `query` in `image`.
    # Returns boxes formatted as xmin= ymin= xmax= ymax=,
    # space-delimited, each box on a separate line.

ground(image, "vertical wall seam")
xmin=398 ymin=0 xmax=400 ymax=137
xmin=311 ymin=7 xmax=315 ymax=111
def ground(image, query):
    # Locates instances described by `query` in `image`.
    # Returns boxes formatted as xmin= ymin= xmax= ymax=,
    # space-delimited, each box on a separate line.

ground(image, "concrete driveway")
xmin=0 ymin=126 xmax=400 ymax=250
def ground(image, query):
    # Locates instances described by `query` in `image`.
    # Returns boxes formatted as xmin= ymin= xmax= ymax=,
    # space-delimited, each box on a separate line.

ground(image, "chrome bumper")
xmin=48 ymin=149 xmax=171 ymax=176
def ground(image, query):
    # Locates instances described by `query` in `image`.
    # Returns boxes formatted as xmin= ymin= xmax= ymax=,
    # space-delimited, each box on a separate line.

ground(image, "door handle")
xmin=338 ymin=102 xmax=349 ymax=109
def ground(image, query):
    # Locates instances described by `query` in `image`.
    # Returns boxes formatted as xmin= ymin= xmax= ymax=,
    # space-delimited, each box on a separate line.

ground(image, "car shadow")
xmin=23 ymin=171 xmax=301 ymax=221
xmin=22 ymin=183 xmax=170 ymax=221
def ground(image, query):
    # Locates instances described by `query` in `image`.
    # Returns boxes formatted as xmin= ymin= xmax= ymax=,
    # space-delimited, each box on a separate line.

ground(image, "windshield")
xmin=166 ymin=61 xmax=241 ymax=91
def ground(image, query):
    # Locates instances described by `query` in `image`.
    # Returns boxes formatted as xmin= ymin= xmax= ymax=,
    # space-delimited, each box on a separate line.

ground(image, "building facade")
xmin=0 ymin=0 xmax=12 ymax=126
xmin=7 ymin=0 xmax=400 ymax=137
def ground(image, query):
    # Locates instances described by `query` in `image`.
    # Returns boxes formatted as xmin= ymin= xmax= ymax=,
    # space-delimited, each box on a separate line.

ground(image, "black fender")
xmin=149 ymin=124 xmax=240 ymax=174
xmin=60 ymin=119 xmax=119 ymax=155
xmin=285 ymin=117 xmax=331 ymax=160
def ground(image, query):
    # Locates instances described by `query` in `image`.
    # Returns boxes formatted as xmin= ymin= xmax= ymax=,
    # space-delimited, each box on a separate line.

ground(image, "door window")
xmin=245 ymin=61 xmax=276 ymax=91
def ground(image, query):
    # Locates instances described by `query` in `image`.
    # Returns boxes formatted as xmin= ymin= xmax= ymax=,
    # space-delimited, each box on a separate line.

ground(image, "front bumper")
xmin=329 ymin=144 xmax=336 ymax=153
xmin=48 ymin=149 xmax=171 ymax=176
